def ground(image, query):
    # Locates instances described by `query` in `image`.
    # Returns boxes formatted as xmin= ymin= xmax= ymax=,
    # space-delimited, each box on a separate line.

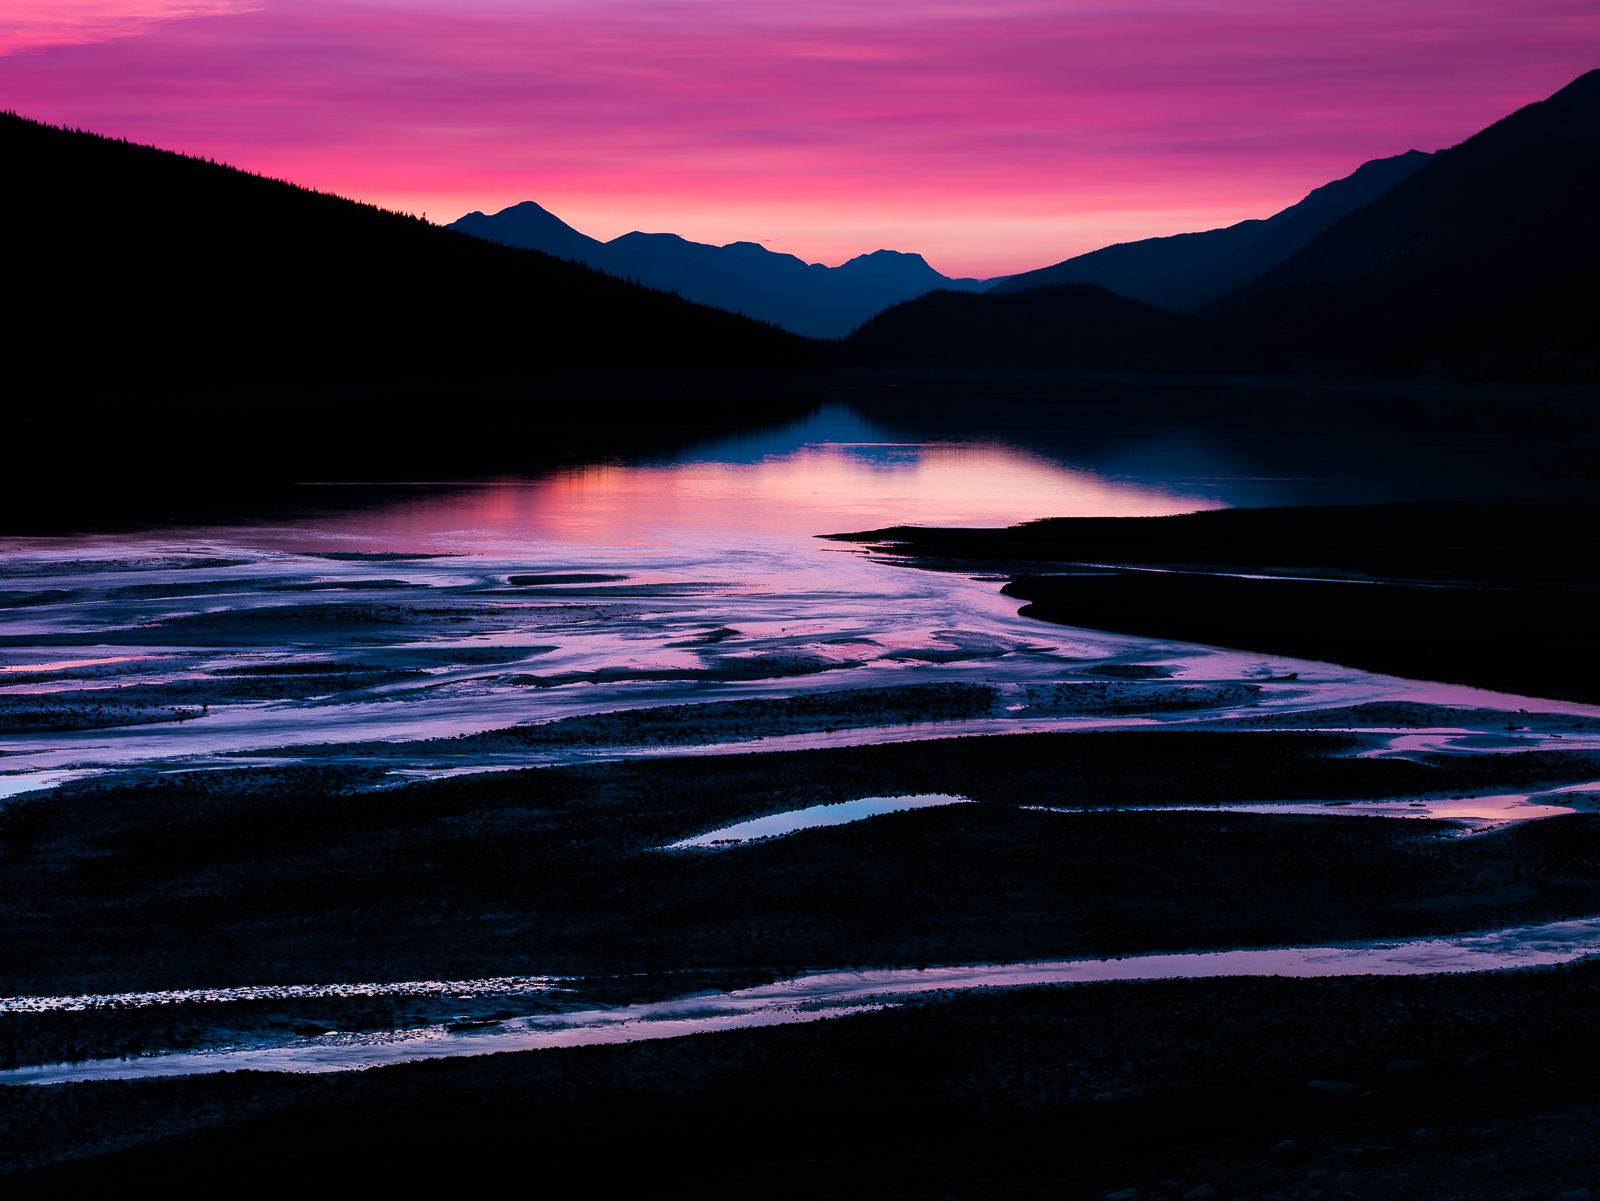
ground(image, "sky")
xmin=3 ymin=1 xmax=1597 ymax=277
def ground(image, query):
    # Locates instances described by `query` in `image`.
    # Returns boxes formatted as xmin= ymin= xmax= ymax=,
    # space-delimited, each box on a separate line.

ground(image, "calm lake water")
xmin=112 ymin=390 xmax=1572 ymax=550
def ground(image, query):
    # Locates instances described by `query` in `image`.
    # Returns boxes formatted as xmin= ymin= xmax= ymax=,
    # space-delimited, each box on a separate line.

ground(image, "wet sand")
xmin=4 ymin=735 xmax=1600 ymax=1049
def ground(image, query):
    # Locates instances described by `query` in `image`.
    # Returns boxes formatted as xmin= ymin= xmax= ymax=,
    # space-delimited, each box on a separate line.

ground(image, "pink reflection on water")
xmin=0 ymin=656 xmax=143 ymax=673
xmin=1057 ymin=790 xmax=1597 ymax=833
xmin=535 ymin=447 xmax=1207 ymax=540
xmin=279 ymin=436 xmax=1219 ymax=553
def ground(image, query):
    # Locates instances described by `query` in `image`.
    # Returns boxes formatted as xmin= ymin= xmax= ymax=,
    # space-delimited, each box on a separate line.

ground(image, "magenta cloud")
xmin=3 ymin=0 xmax=1596 ymax=275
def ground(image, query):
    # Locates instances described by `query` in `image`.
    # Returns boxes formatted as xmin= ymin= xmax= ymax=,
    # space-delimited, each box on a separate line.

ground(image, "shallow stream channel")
xmin=8 ymin=916 xmax=1600 ymax=1086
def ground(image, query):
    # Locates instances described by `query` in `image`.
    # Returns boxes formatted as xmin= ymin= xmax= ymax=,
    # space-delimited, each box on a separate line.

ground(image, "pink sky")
xmin=3 ymin=1 xmax=1597 ymax=277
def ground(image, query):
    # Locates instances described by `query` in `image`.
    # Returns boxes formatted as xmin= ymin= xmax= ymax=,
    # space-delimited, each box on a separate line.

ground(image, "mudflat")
xmin=6 ymin=487 xmax=1600 ymax=1195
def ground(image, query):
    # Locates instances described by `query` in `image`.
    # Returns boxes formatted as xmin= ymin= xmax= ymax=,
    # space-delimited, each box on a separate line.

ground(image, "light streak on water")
xmin=7 ymin=917 xmax=1600 ymax=1086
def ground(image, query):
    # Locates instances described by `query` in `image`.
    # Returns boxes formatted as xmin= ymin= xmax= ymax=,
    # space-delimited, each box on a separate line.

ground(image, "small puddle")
xmin=667 ymin=794 xmax=970 ymax=848
xmin=8 ymin=916 xmax=1600 ymax=1086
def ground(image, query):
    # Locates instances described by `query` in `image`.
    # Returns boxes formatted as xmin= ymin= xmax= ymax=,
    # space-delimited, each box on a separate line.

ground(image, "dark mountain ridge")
xmin=845 ymin=70 xmax=1600 ymax=384
xmin=0 ymin=113 xmax=813 ymax=384
xmin=843 ymin=282 xmax=1182 ymax=369
xmin=0 ymin=113 xmax=821 ymax=526
xmin=1196 ymin=68 xmax=1600 ymax=379
xmin=989 ymin=150 xmax=1433 ymax=311
xmin=448 ymin=201 xmax=998 ymax=337
xmin=1218 ymin=74 xmax=1600 ymax=310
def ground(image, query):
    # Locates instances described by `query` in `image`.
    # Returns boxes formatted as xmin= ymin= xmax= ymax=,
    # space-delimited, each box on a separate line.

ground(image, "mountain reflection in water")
xmin=1 ymin=392 xmax=1585 ymax=780
xmin=144 ymin=391 xmax=1556 ymax=553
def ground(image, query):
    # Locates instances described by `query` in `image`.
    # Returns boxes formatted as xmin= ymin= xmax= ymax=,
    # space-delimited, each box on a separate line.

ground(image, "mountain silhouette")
xmin=1196 ymin=68 xmax=1600 ymax=379
xmin=1 ymin=116 xmax=813 ymax=384
xmin=843 ymin=282 xmax=1182 ymax=369
xmin=0 ymin=113 xmax=821 ymax=525
xmin=448 ymin=204 xmax=1000 ymax=337
xmin=988 ymin=150 xmax=1432 ymax=311
xmin=846 ymin=70 xmax=1600 ymax=383
xmin=449 ymin=200 xmax=604 ymax=262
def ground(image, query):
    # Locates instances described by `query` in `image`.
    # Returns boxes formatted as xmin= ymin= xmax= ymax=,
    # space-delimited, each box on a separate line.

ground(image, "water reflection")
xmin=669 ymin=793 xmax=971 ymax=848
xmin=5 ymin=393 xmax=1563 ymax=557
xmin=265 ymin=404 xmax=1221 ymax=554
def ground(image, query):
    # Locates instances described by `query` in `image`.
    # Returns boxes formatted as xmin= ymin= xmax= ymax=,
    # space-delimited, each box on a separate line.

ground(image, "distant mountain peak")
xmin=446 ymin=203 xmax=991 ymax=336
xmin=834 ymin=248 xmax=987 ymax=293
xmin=840 ymin=249 xmax=935 ymax=270
xmin=450 ymin=201 xmax=601 ymax=261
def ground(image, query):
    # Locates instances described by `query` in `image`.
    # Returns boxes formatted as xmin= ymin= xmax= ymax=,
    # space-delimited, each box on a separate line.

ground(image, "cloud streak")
xmin=0 ymin=1 xmax=258 ymax=56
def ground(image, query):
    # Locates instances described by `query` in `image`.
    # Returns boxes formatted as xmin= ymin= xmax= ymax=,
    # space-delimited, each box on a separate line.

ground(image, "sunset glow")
xmin=3 ymin=0 xmax=1597 ymax=276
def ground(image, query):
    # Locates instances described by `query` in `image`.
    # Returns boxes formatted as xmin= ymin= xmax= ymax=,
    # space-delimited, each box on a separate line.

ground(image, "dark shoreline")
xmin=827 ymin=499 xmax=1600 ymax=704
xmin=1003 ymin=573 xmax=1600 ymax=705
